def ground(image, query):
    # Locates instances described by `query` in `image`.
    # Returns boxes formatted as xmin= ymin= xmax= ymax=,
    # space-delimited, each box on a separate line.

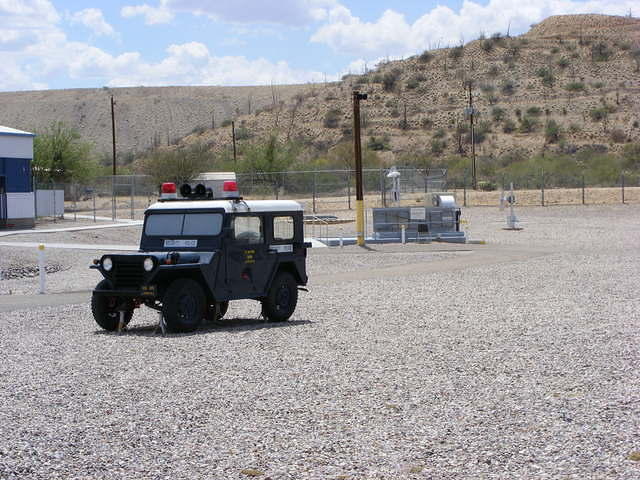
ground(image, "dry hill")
xmin=182 ymin=14 xmax=640 ymax=163
xmin=0 ymin=84 xmax=316 ymax=155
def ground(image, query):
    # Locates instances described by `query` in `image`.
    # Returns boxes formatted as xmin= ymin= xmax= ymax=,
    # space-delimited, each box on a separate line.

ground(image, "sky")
xmin=0 ymin=0 xmax=636 ymax=92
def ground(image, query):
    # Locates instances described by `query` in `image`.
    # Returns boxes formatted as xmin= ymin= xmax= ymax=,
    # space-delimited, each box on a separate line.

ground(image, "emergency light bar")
xmin=222 ymin=180 xmax=239 ymax=199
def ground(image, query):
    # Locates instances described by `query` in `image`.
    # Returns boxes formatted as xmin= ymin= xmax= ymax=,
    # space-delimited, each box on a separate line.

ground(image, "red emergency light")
xmin=160 ymin=182 xmax=178 ymax=199
xmin=223 ymin=180 xmax=238 ymax=192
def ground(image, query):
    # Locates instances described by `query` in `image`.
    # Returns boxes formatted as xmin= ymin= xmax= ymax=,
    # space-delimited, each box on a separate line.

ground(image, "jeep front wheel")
xmin=162 ymin=279 xmax=206 ymax=333
xmin=262 ymin=272 xmax=298 ymax=322
xmin=91 ymin=279 xmax=133 ymax=331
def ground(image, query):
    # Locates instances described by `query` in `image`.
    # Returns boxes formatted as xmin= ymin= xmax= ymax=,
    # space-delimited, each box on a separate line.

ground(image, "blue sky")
xmin=0 ymin=0 xmax=635 ymax=91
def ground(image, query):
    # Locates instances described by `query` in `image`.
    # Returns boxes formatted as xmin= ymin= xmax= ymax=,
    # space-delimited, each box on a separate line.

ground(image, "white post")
xmin=38 ymin=244 xmax=46 ymax=294
xmin=339 ymin=228 xmax=344 ymax=248
xmin=401 ymin=224 xmax=406 ymax=244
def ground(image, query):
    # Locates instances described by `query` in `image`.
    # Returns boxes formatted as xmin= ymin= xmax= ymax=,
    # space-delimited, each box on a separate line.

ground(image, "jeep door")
xmin=225 ymin=214 xmax=276 ymax=299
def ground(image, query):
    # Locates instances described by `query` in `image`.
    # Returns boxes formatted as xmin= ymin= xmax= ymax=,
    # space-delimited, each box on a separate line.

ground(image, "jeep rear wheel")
xmin=162 ymin=278 xmax=206 ymax=333
xmin=91 ymin=279 xmax=133 ymax=331
xmin=262 ymin=272 xmax=298 ymax=322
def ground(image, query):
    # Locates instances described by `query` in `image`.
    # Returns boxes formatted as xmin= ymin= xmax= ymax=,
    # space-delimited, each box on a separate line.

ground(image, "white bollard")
xmin=401 ymin=224 xmax=406 ymax=244
xmin=38 ymin=244 xmax=46 ymax=294
xmin=339 ymin=228 xmax=344 ymax=248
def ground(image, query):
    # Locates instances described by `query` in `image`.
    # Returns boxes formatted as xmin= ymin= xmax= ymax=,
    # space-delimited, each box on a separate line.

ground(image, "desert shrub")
xmin=571 ymin=52 xmax=580 ymax=59
xmin=545 ymin=120 xmax=562 ymax=143
xmin=592 ymin=82 xmax=604 ymax=89
xmin=477 ymin=180 xmax=496 ymax=191
xmin=551 ymin=47 xmax=560 ymax=54
xmin=619 ymin=42 xmax=631 ymax=51
xmin=449 ymin=45 xmax=464 ymax=60
xmin=390 ymin=108 xmax=400 ymax=118
xmin=323 ymin=109 xmax=341 ymax=128
xmin=519 ymin=116 xmax=539 ymax=133
xmin=503 ymin=119 xmax=516 ymax=133
xmin=235 ymin=125 xmax=252 ymax=140
xmin=634 ymin=121 xmax=639 ymax=128
xmin=418 ymin=51 xmax=434 ymax=63
xmin=526 ymin=106 xmax=542 ymax=117
xmin=565 ymin=82 xmax=585 ymax=92
xmin=371 ymin=74 xmax=383 ymax=83
xmin=406 ymin=77 xmax=420 ymax=90
xmin=481 ymin=38 xmax=495 ymax=52
xmin=621 ymin=143 xmax=640 ymax=169
xmin=610 ymin=129 xmax=626 ymax=143
xmin=221 ymin=119 xmax=232 ymax=127
xmin=557 ymin=57 xmax=570 ymax=69
xmin=591 ymin=42 xmax=613 ymax=62
xmin=488 ymin=65 xmax=500 ymax=77
xmin=568 ymin=123 xmax=582 ymax=134
xmin=501 ymin=80 xmax=516 ymax=96
xmin=491 ymin=107 xmax=506 ymax=122
xmin=190 ymin=125 xmax=207 ymax=135
xmin=354 ymin=76 xmax=369 ymax=85
xmin=433 ymin=128 xmax=446 ymax=139
xmin=382 ymin=68 xmax=402 ymax=91
xmin=367 ymin=136 xmax=390 ymax=151
xmin=431 ymin=138 xmax=447 ymax=155
xmin=589 ymin=107 xmax=609 ymax=122
xmin=536 ymin=67 xmax=555 ymax=87
xmin=421 ymin=118 xmax=433 ymax=130
xmin=480 ymin=83 xmax=495 ymax=94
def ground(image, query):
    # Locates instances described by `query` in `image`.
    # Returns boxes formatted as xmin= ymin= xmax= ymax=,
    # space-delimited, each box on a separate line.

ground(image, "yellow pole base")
xmin=355 ymin=200 xmax=365 ymax=246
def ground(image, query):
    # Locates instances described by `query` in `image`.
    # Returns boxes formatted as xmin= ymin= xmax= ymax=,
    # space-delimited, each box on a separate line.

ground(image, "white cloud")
xmin=121 ymin=0 xmax=339 ymax=26
xmin=121 ymin=3 xmax=173 ymax=25
xmin=0 ymin=0 xmax=327 ymax=90
xmin=312 ymin=0 xmax=640 ymax=57
xmin=69 ymin=8 xmax=116 ymax=37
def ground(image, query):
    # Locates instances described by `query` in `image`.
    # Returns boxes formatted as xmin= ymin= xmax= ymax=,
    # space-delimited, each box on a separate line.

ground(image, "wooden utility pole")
xmin=352 ymin=90 xmax=368 ymax=246
xmin=231 ymin=121 xmax=237 ymax=163
xmin=468 ymin=84 xmax=477 ymax=190
xmin=110 ymin=96 xmax=117 ymax=176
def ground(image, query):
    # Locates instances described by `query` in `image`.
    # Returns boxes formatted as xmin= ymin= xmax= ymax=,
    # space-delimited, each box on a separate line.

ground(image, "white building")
xmin=0 ymin=126 xmax=35 ymax=228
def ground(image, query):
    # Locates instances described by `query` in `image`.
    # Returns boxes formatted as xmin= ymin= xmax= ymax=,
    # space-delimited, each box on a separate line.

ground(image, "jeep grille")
xmin=113 ymin=259 xmax=145 ymax=288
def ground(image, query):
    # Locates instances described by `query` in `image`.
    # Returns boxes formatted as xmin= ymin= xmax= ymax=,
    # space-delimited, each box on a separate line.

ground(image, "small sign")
xmin=270 ymin=244 xmax=293 ymax=253
xmin=410 ymin=207 xmax=426 ymax=221
xmin=164 ymin=239 xmax=197 ymax=248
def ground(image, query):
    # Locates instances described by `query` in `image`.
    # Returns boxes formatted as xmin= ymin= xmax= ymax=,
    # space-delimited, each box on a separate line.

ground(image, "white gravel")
xmin=0 ymin=204 xmax=639 ymax=479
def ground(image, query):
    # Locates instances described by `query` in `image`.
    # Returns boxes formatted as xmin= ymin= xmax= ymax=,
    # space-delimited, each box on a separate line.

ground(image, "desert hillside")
xmin=0 ymin=84 xmax=317 ymax=155
xmin=0 ymin=14 xmax=638 ymax=164
xmin=183 ymin=14 xmax=640 ymax=162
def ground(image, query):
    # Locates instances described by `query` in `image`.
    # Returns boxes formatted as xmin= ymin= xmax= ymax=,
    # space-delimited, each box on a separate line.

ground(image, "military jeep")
xmin=90 ymin=182 xmax=309 ymax=333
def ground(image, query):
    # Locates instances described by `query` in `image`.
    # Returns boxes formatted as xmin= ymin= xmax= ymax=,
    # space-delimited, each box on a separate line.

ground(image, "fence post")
xmin=93 ymin=187 xmax=96 ymax=222
xmin=131 ymin=175 xmax=135 ymax=220
xmin=347 ymin=170 xmax=352 ymax=210
xmin=52 ymin=181 xmax=57 ymax=223
xmin=312 ymin=170 xmax=317 ymax=214
xmin=73 ymin=184 xmax=77 ymax=222
xmin=541 ymin=168 xmax=545 ymax=207
xmin=463 ymin=172 xmax=467 ymax=207
xmin=621 ymin=172 xmax=625 ymax=204
xmin=379 ymin=168 xmax=385 ymax=208
xmin=111 ymin=176 xmax=116 ymax=221
xmin=581 ymin=175 xmax=585 ymax=205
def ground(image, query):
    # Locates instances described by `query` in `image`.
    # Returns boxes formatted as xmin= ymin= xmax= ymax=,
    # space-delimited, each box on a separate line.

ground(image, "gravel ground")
xmin=0 ymin=205 xmax=639 ymax=479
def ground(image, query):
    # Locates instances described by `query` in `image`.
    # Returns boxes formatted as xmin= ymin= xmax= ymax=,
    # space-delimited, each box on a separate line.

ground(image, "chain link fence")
xmin=33 ymin=169 xmax=637 ymax=223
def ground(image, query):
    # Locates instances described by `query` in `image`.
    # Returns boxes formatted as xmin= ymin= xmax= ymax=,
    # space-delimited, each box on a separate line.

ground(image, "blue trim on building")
xmin=0 ymin=131 xmax=36 ymax=137
xmin=0 ymin=157 xmax=33 ymax=193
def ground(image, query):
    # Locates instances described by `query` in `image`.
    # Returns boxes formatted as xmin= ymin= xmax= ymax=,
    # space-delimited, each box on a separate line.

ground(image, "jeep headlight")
xmin=143 ymin=257 xmax=155 ymax=272
xmin=102 ymin=257 xmax=113 ymax=272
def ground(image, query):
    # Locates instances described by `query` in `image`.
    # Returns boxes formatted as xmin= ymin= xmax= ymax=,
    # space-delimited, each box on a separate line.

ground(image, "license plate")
xmin=164 ymin=239 xmax=197 ymax=248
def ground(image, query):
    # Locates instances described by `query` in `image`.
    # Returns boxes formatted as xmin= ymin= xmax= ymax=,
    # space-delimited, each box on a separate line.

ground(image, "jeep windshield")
xmin=144 ymin=213 xmax=223 ymax=236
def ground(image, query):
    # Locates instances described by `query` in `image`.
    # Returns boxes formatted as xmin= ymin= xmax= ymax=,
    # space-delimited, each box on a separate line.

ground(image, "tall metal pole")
xmin=111 ymin=96 xmax=117 ymax=176
xmin=468 ymin=84 xmax=477 ymax=190
xmin=110 ymin=96 xmax=117 ymax=220
xmin=232 ymin=121 xmax=237 ymax=163
xmin=353 ymin=90 xmax=367 ymax=246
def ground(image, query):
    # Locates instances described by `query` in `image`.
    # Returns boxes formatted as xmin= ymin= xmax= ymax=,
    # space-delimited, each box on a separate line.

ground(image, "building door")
xmin=0 ymin=176 xmax=7 ymax=228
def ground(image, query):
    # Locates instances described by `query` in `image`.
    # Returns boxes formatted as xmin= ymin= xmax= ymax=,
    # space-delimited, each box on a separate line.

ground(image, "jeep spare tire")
xmin=162 ymin=278 xmax=206 ymax=333
xmin=262 ymin=272 xmax=298 ymax=322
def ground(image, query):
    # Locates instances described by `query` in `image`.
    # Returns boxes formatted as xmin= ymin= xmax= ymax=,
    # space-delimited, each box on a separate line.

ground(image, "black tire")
xmin=162 ymin=278 xmax=206 ymax=333
xmin=262 ymin=272 xmax=298 ymax=322
xmin=91 ymin=279 xmax=133 ymax=331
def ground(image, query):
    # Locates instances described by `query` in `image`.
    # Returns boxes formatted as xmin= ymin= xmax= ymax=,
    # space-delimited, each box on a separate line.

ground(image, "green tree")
xmin=139 ymin=142 xmax=212 ymax=186
xmin=239 ymin=136 xmax=299 ymax=198
xmin=33 ymin=121 xmax=97 ymax=183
